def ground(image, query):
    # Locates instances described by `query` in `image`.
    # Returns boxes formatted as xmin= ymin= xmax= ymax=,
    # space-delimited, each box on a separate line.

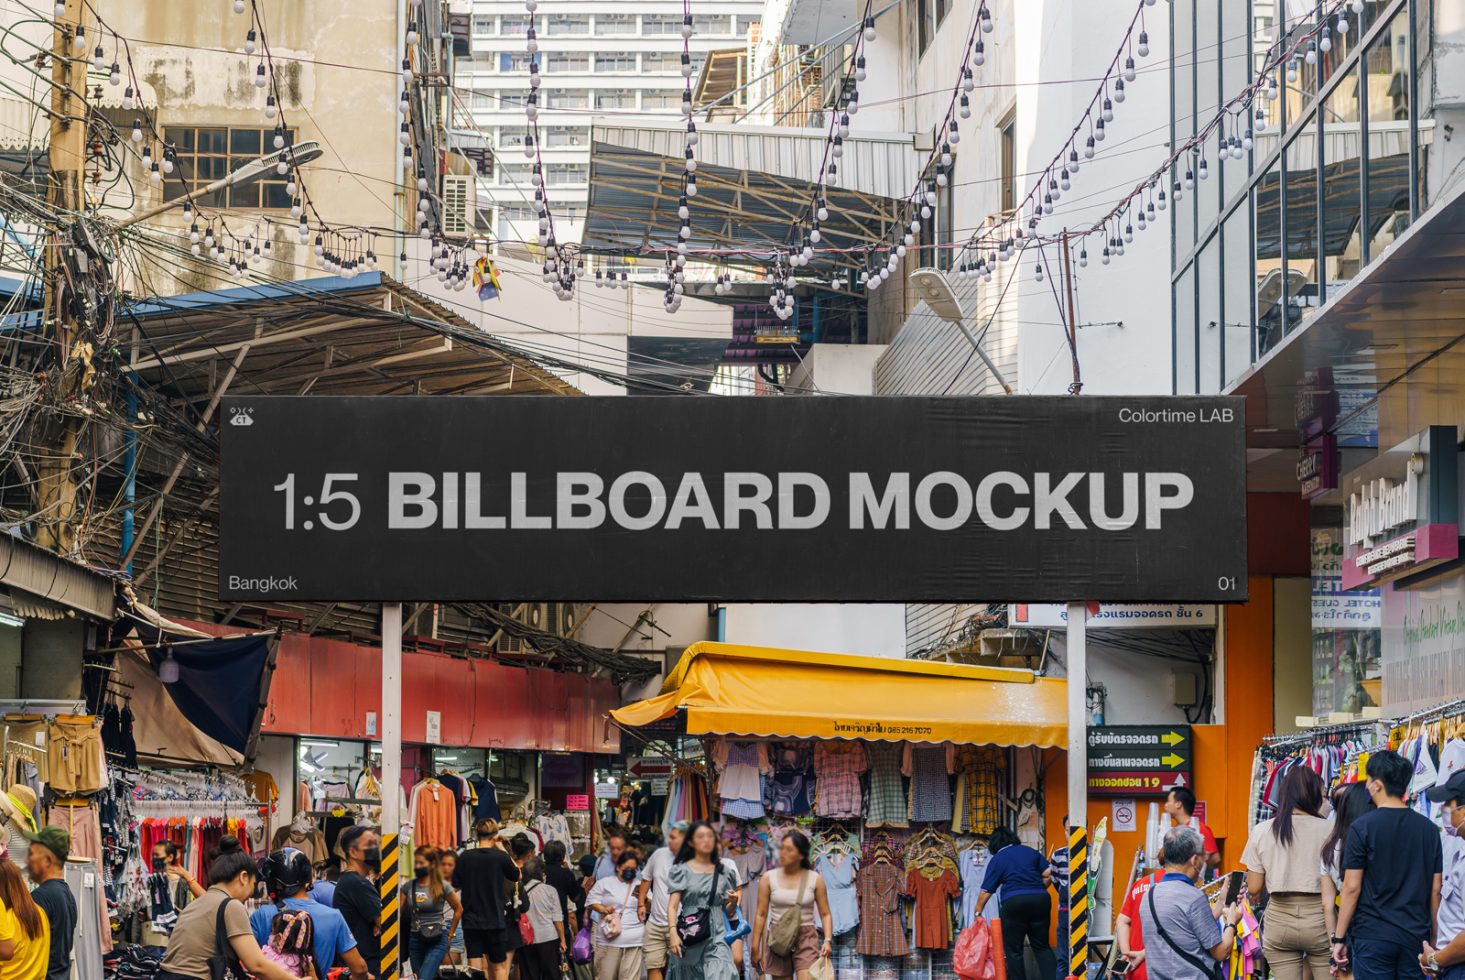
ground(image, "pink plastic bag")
xmin=954 ymin=919 xmax=998 ymax=980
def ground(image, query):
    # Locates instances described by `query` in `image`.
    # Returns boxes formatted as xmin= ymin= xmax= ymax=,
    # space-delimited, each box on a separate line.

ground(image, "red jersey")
xmin=1118 ymin=872 xmax=1165 ymax=980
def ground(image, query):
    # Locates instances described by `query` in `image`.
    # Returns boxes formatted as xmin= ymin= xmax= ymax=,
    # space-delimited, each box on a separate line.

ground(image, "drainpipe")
xmin=120 ymin=384 xmax=137 ymax=575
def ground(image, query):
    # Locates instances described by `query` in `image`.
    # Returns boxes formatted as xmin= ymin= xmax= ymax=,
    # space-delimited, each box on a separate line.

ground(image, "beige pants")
xmin=595 ymin=945 xmax=644 ymax=980
xmin=1263 ymin=894 xmax=1332 ymax=980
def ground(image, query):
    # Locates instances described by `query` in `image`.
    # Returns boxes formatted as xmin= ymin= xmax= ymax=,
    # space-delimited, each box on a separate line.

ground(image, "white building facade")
xmin=458 ymin=1 xmax=765 ymax=246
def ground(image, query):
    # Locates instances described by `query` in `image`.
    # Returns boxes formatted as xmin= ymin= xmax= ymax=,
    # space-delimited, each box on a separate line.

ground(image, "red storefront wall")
xmin=257 ymin=631 xmax=622 ymax=753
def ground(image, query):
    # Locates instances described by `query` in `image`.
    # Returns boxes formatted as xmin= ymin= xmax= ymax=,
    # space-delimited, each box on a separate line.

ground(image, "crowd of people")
xmin=1115 ymin=749 xmax=1465 ymax=980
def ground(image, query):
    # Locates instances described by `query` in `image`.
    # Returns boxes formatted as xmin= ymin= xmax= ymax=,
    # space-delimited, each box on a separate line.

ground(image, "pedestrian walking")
xmin=596 ymin=830 xmax=630 ymax=881
xmin=587 ymin=850 xmax=645 ymax=980
xmin=251 ymin=847 xmax=369 ymax=980
xmin=1422 ymin=770 xmax=1465 ymax=978
xmin=1131 ymin=826 xmax=1242 ymax=980
xmin=544 ymin=840 xmax=584 ymax=937
xmin=973 ymin=826 xmax=1057 ymax=980
xmin=751 ymin=829 xmax=833 ymax=980
xmin=1331 ymin=749 xmax=1443 ymax=980
xmin=1320 ymin=780 xmax=1374 ymax=980
xmin=408 ymin=845 xmax=464 ymax=980
xmin=453 ymin=819 xmax=522 ymax=980
xmin=157 ymin=836 xmax=299 ymax=980
xmin=666 ymin=821 xmax=739 ymax=980
xmin=1240 ymin=765 xmax=1332 ymax=980
xmin=1167 ymin=787 xmax=1221 ymax=871
xmin=332 ymin=826 xmax=384 ymax=979
xmin=23 ymin=826 xmax=75 ymax=980
xmin=438 ymin=850 xmax=468 ymax=973
xmin=521 ymin=858 xmax=569 ymax=980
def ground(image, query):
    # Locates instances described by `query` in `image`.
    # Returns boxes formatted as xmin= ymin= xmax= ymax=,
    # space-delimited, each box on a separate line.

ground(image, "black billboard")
xmin=219 ymin=395 xmax=1247 ymax=603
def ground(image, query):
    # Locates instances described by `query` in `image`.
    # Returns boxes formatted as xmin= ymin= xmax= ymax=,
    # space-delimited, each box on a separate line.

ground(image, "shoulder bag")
xmin=768 ymin=871 xmax=810 ymax=957
xmin=675 ymin=862 xmax=723 ymax=948
xmin=1145 ymin=882 xmax=1224 ymax=980
xmin=207 ymin=899 xmax=247 ymax=980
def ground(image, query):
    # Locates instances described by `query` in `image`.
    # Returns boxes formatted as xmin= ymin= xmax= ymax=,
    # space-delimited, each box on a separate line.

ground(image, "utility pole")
xmin=34 ymin=0 xmax=90 ymax=554
xmin=1061 ymin=231 xmax=1082 ymax=395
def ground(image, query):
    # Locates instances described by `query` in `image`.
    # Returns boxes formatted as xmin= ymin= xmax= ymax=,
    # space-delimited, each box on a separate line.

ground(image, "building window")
xmin=595 ymin=53 xmax=637 ymax=73
xmin=166 ymin=126 xmax=294 ymax=209
xmin=498 ymin=126 xmax=530 ymax=147
xmin=499 ymin=51 xmax=535 ymax=73
xmin=498 ymin=163 xmax=536 ymax=184
xmin=545 ymin=89 xmax=589 ymax=109
xmin=642 ymin=14 xmax=681 ymax=35
xmin=543 ymin=126 xmax=585 ymax=148
xmin=693 ymin=14 xmax=730 ymax=35
xmin=470 ymin=90 xmax=494 ymax=109
xmin=642 ymin=52 xmax=703 ymax=74
xmin=545 ymin=14 xmax=590 ymax=35
xmin=736 ymin=16 xmax=760 ymax=36
xmin=472 ymin=15 xmax=494 ymax=35
xmin=596 ymin=89 xmax=635 ymax=110
xmin=498 ymin=90 xmax=530 ymax=107
xmin=501 ymin=16 xmax=536 ymax=36
xmin=917 ymin=0 xmax=950 ymax=55
xmin=497 ymin=205 xmax=535 ymax=238
xmin=547 ymin=163 xmax=588 ymax=185
xmin=596 ymin=13 xmax=636 ymax=34
xmin=546 ymin=53 xmax=589 ymax=72
xmin=999 ymin=110 xmax=1016 ymax=213
xmin=640 ymin=90 xmax=681 ymax=109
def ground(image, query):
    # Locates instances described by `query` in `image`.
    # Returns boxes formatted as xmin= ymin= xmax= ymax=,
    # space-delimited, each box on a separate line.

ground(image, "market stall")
xmin=611 ymin=642 xmax=1067 ymax=977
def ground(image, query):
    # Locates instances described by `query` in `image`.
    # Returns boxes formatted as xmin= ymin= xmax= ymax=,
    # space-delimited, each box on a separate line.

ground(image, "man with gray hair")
xmin=1130 ymin=826 xmax=1242 ymax=980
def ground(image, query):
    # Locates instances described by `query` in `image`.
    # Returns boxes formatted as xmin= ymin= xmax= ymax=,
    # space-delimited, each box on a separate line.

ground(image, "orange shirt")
xmin=412 ymin=780 xmax=459 ymax=851
xmin=905 ymin=868 xmax=961 ymax=949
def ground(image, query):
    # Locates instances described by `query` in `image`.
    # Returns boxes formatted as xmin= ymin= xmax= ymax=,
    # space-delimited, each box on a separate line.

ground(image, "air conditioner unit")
xmin=441 ymin=174 xmax=472 ymax=235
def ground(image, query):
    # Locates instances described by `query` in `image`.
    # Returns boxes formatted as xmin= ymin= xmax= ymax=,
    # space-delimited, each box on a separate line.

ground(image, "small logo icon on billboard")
xmin=229 ymin=407 xmax=254 ymax=426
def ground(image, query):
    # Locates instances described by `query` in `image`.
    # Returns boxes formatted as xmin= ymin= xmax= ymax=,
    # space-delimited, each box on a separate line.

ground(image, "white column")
xmin=1066 ymin=601 xmax=1087 ymax=826
xmin=382 ymin=602 xmax=403 ymax=833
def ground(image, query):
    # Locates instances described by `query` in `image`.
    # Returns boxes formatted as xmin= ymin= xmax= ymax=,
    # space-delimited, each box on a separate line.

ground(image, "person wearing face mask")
xmin=1420 ymin=772 xmax=1465 ymax=978
xmin=1130 ymin=826 xmax=1243 ymax=980
xmin=1332 ymin=750 xmax=1443 ymax=980
xmin=333 ymin=825 xmax=384 ymax=979
xmin=407 ymin=845 xmax=464 ymax=980
xmin=587 ymin=851 xmax=646 ymax=980
xmin=157 ymin=836 xmax=300 ymax=980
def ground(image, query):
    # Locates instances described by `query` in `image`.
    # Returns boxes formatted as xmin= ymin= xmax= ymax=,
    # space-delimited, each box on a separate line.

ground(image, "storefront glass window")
xmin=1311 ymin=527 xmax=1382 ymax=715
xmin=1414 ymin=0 xmax=1433 ymax=213
xmin=1255 ymin=157 xmax=1284 ymax=354
xmin=1365 ymin=10 xmax=1412 ymax=251
xmin=1322 ymin=65 xmax=1363 ymax=296
xmin=1284 ymin=132 xmax=1320 ymax=333
xmin=1198 ymin=237 xmax=1221 ymax=392
xmin=1175 ymin=264 xmax=1197 ymax=394
xmin=1175 ymin=0 xmax=1196 ymax=258
xmin=1221 ymin=0 xmax=1251 ymax=198
xmin=1222 ymin=204 xmax=1254 ymax=387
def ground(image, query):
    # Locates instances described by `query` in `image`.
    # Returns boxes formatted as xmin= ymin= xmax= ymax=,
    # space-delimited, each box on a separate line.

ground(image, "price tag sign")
xmin=565 ymin=794 xmax=590 ymax=811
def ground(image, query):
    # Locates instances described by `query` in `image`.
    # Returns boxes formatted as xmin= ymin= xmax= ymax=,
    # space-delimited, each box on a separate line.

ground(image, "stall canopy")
xmin=612 ymin=642 xmax=1066 ymax=747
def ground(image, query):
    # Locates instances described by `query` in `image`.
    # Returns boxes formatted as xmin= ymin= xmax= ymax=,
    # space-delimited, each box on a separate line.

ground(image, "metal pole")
xmin=1067 ymin=600 xmax=1088 ymax=980
xmin=380 ymin=602 xmax=403 ymax=980
xmin=1061 ymin=232 xmax=1082 ymax=393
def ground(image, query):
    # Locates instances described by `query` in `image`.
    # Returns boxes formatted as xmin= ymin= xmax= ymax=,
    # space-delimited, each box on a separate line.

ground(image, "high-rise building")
xmin=456 ymin=0 xmax=764 ymax=246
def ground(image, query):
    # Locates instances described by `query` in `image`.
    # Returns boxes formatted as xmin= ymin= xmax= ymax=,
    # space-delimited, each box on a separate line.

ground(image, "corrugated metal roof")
xmin=592 ymin=118 xmax=920 ymax=200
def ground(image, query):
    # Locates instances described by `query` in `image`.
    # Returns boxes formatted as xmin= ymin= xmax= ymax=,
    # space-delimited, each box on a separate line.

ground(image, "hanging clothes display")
xmin=951 ymin=745 xmax=1004 ymax=836
xmin=764 ymin=742 xmax=815 ymax=817
xmin=409 ymin=777 xmax=460 ymax=851
xmin=813 ymin=741 xmax=867 ymax=819
xmin=864 ymin=742 xmax=909 ymax=829
xmin=904 ymin=864 xmax=960 ymax=949
xmin=711 ymin=740 xmax=769 ymax=819
xmin=855 ymin=834 xmax=909 ymax=958
xmin=958 ymin=846 xmax=995 ymax=927
xmin=903 ymin=743 xmax=954 ymax=824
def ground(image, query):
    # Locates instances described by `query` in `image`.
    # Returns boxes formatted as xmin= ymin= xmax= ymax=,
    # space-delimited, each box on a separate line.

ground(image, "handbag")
xmin=1146 ymin=881 xmax=1225 ymax=980
xmin=768 ymin=871 xmax=810 ymax=957
xmin=675 ymin=862 xmax=723 ymax=948
xmin=600 ymin=881 xmax=635 ymax=941
xmin=206 ymin=899 xmax=246 ymax=980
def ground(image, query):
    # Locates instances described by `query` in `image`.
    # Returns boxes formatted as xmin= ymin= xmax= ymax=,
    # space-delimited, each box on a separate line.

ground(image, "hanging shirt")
xmin=904 ymin=868 xmax=960 ymax=949
xmin=411 ymin=781 xmax=459 ymax=851
xmin=813 ymin=742 xmax=867 ymax=819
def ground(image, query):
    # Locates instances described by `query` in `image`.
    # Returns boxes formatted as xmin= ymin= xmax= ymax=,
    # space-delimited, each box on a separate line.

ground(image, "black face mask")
xmin=619 ymin=868 xmax=637 ymax=883
xmin=414 ymin=867 xmax=431 ymax=880
xmin=364 ymin=847 xmax=382 ymax=871
xmin=152 ymin=858 xmax=166 ymax=873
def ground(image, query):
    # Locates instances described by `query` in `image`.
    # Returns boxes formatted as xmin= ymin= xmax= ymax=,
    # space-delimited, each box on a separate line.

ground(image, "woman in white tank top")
xmin=752 ymin=830 xmax=834 ymax=980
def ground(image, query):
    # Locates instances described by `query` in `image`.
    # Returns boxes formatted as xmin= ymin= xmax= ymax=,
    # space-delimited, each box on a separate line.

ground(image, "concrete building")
xmin=456 ymin=0 xmax=764 ymax=246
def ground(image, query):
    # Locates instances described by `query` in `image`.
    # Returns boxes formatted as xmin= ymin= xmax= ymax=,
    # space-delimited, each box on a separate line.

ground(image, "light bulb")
xmin=973 ymin=40 xmax=985 ymax=66
xmin=1138 ymin=31 xmax=1149 ymax=57
xmin=108 ymin=63 xmax=121 ymax=86
xmin=980 ymin=10 xmax=992 ymax=33
xmin=1114 ymin=79 xmax=1126 ymax=103
xmin=245 ymin=29 xmax=257 ymax=54
xmin=960 ymin=94 xmax=971 ymax=119
xmin=234 ymin=0 xmax=245 ymax=12
xmin=1102 ymin=98 xmax=1114 ymax=123
xmin=159 ymin=650 xmax=180 ymax=684
xmin=1338 ymin=16 xmax=1349 ymax=33
xmin=1305 ymin=42 xmax=1317 ymax=64
xmin=1320 ymin=34 xmax=1332 ymax=53
xmin=265 ymin=95 xmax=277 ymax=119
xmin=92 ymin=45 xmax=104 ymax=70
xmin=72 ymin=25 xmax=85 ymax=54
xmin=856 ymin=56 xmax=867 ymax=82
xmin=255 ymin=64 xmax=267 ymax=88
xmin=1078 ymin=249 xmax=1087 ymax=268
xmin=1124 ymin=57 xmax=1136 ymax=82
xmin=131 ymin=120 xmax=143 ymax=142
xmin=407 ymin=21 xmax=419 ymax=45
xmin=863 ymin=16 xmax=876 ymax=41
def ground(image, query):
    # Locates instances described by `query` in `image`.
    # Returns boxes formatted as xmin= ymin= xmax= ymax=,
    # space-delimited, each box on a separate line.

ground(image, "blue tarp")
xmin=136 ymin=631 xmax=274 ymax=754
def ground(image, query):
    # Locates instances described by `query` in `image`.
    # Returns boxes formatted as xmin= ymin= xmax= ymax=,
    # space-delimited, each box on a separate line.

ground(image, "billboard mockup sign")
xmin=220 ymin=395 xmax=1247 ymax=603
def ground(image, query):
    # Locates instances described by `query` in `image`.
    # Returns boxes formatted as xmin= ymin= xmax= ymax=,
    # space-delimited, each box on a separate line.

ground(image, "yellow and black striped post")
xmin=1068 ymin=825 xmax=1088 ymax=980
xmin=380 ymin=832 xmax=401 ymax=980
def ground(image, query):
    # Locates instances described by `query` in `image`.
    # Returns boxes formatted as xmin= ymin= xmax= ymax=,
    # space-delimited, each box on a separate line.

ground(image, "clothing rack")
xmin=1261 ymin=719 xmax=1382 ymax=749
xmin=1396 ymin=697 xmax=1465 ymax=728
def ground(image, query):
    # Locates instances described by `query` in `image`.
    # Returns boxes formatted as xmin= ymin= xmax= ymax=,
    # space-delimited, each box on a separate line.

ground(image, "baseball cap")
xmin=23 ymin=825 xmax=69 ymax=862
xmin=1425 ymin=769 xmax=1465 ymax=803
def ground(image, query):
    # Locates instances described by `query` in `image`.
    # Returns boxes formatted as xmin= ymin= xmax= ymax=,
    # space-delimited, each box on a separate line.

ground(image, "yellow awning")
xmin=611 ymin=642 xmax=1067 ymax=748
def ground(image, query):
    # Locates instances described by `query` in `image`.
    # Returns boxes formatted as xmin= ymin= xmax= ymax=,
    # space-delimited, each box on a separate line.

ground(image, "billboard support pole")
xmin=1067 ymin=600 xmax=1088 ymax=980
xmin=380 ymin=602 xmax=403 ymax=980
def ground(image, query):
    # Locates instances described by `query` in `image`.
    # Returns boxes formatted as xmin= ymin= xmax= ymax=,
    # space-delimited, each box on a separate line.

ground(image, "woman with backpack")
xmin=751 ymin=829 xmax=833 ymax=980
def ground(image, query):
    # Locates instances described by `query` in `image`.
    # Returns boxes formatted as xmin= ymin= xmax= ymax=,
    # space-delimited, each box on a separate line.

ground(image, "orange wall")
xmin=1041 ymin=577 xmax=1278 ymax=923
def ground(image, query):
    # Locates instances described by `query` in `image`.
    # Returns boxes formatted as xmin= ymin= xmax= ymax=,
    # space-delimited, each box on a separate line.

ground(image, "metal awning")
xmin=583 ymin=119 xmax=921 ymax=270
xmin=1227 ymin=175 xmax=1465 ymax=481
xmin=0 ymin=534 xmax=116 ymax=621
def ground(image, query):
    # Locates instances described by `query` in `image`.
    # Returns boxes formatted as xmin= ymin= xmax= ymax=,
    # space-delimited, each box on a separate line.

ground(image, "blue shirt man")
xmin=250 ymin=896 xmax=359 ymax=971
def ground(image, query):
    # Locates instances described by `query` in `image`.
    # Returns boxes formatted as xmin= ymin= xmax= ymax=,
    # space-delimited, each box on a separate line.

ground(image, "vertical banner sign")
xmin=1069 ymin=826 xmax=1088 ymax=980
xmin=379 ymin=833 xmax=400 ymax=980
xmin=219 ymin=396 xmax=1248 ymax=603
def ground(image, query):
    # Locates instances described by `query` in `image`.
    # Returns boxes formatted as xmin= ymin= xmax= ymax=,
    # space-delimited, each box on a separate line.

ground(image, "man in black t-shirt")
xmin=453 ymin=820 xmax=522 ymax=980
xmin=1333 ymin=749 xmax=1444 ymax=980
xmin=24 ymin=827 xmax=76 ymax=980
xmin=333 ymin=825 xmax=384 ymax=977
